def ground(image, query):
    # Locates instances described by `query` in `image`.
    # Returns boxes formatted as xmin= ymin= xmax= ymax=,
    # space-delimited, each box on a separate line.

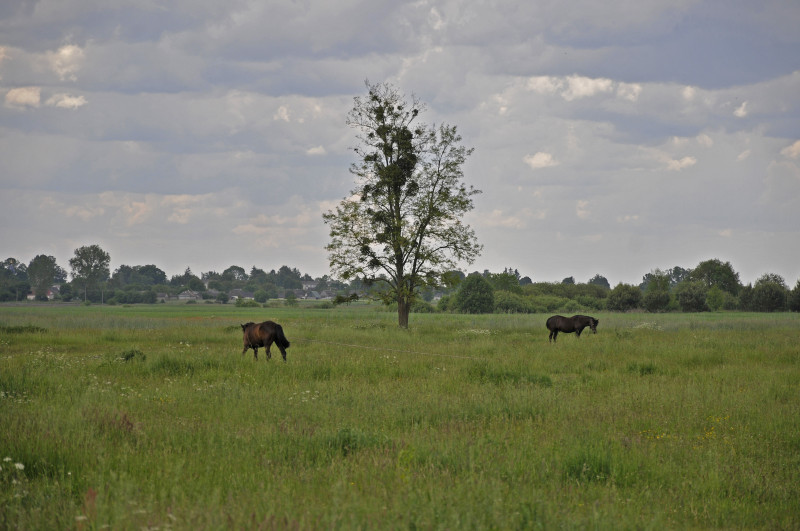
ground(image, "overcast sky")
xmin=2 ymin=0 xmax=799 ymax=286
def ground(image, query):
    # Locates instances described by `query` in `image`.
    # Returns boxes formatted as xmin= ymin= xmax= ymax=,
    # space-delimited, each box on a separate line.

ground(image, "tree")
xmin=588 ymin=274 xmax=610 ymax=290
xmin=789 ymin=280 xmax=800 ymax=313
xmin=324 ymin=81 xmax=482 ymax=327
xmin=705 ymin=286 xmax=725 ymax=312
xmin=453 ymin=274 xmax=494 ymax=314
xmin=223 ymin=265 xmax=248 ymax=282
xmin=752 ymin=274 xmax=788 ymax=312
xmin=642 ymin=269 xmax=671 ymax=313
xmin=69 ymin=244 xmax=110 ymax=301
xmin=607 ymin=283 xmax=642 ymax=312
xmin=27 ymin=255 xmax=62 ymax=300
xmin=674 ymin=280 xmax=708 ymax=312
xmin=690 ymin=259 xmax=740 ymax=295
xmin=562 ymin=276 xmax=575 ymax=285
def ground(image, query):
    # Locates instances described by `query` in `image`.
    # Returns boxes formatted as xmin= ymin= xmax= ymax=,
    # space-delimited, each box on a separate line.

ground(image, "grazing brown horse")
xmin=546 ymin=315 xmax=599 ymax=343
xmin=241 ymin=321 xmax=290 ymax=361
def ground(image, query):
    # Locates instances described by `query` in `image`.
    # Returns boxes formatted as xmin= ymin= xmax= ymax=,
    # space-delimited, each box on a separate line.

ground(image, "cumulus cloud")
xmin=274 ymin=105 xmax=290 ymax=122
xmin=733 ymin=101 xmax=748 ymax=118
xmin=5 ymin=87 xmax=41 ymax=108
xmin=306 ymin=146 xmax=326 ymax=156
xmin=576 ymin=200 xmax=590 ymax=219
xmin=46 ymin=44 xmax=85 ymax=81
xmin=617 ymin=82 xmax=642 ymax=102
xmin=780 ymin=140 xmax=800 ymax=159
xmin=666 ymin=156 xmax=697 ymax=171
xmin=45 ymin=93 xmax=87 ymax=109
xmin=523 ymin=152 xmax=559 ymax=170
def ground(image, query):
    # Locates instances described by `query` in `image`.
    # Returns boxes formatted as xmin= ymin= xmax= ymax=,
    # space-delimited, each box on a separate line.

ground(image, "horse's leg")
xmin=553 ymin=330 xmax=558 ymax=343
xmin=265 ymin=341 xmax=272 ymax=361
xmin=548 ymin=330 xmax=554 ymax=343
xmin=253 ymin=346 xmax=258 ymax=361
xmin=242 ymin=345 xmax=248 ymax=356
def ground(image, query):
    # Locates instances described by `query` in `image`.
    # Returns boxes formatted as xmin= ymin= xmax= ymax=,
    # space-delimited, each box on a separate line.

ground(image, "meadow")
xmin=1 ymin=303 xmax=798 ymax=529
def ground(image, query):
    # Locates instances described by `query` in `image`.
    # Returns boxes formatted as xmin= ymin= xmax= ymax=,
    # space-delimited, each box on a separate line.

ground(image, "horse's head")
xmin=589 ymin=318 xmax=599 ymax=333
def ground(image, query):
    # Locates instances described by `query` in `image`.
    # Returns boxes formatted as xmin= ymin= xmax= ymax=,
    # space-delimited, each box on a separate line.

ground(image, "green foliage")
xmin=690 ymin=258 xmax=741 ymax=295
xmin=607 ymin=283 xmax=642 ymax=312
xmin=324 ymin=81 xmax=482 ymax=327
xmin=453 ymin=274 xmax=494 ymax=313
xmin=751 ymin=281 xmax=788 ymax=312
xmin=790 ymin=280 xmax=800 ymax=312
xmin=706 ymin=286 xmax=725 ymax=312
xmin=234 ymin=299 xmax=261 ymax=308
xmin=675 ymin=280 xmax=708 ymax=312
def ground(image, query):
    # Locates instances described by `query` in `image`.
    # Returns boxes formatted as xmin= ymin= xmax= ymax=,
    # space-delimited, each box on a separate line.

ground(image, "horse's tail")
xmin=275 ymin=324 xmax=290 ymax=349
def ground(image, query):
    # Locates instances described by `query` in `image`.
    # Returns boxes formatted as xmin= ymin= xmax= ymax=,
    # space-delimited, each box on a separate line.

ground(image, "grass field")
xmin=1 ymin=303 xmax=799 ymax=529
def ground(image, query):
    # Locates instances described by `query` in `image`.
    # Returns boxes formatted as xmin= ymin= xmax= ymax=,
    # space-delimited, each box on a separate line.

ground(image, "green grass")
xmin=1 ymin=304 xmax=799 ymax=528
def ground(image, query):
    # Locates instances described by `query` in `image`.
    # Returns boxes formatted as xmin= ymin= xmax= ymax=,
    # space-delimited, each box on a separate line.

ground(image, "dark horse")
xmin=546 ymin=315 xmax=599 ymax=343
xmin=241 ymin=321 xmax=290 ymax=361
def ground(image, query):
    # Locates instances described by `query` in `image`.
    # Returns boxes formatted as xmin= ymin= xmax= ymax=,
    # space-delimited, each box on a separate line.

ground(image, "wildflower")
xmin=15 ymin=462 xmax=24 ymax=470
xmin=3 ymin=457 xmax=10 ymax=462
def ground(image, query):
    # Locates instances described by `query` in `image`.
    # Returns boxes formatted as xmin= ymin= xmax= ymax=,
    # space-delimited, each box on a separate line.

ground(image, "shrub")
xmin=493 ymin=290 xmax=532 ymax=313
xmin=453 ymin=274 xmax=494 ymax=314
xmin=607 ymin=283 xmax=642 ymax=312
xmin=790 ymin=280 xmax=800 ymax=312
xmin=674 ymin=280 xmax=708 ymax=312
xmin=751 ymin=282 xmax=788 ymax=312
xmin=643 ymin=289 xmax=671 ymax=313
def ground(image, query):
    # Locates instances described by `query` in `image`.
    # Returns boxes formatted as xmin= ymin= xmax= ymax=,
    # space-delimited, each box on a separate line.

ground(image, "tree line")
xmin=2 ymin=247 xmax=797 ymax=313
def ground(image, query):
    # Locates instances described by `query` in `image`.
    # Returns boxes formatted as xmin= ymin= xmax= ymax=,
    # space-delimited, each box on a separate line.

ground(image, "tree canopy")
xmin=324 ymin=81 xmax=482 ymax=327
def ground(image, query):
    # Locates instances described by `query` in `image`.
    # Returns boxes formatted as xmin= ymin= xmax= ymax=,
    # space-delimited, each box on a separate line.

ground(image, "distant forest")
xmin=2 ymin=247 xmax=799 ymax=313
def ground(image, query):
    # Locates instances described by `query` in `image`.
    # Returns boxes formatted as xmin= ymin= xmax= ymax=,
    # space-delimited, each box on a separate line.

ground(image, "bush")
xmin=453 ymin=274 xmax=494 ymax=314
xmin=607 ymin=283 xmax=642 ymax=312
xmin=790 ymin=280 xmax=800 ymax=312
xmin=493 ymin=290 xmax=532 ymax=313
xmin=751 ymin=282 xmax=787 ymax=312
xmin=674 ymin=280 xmax=708 ymax=312
xmin=411 ymin=299 xmax=435 ymax=313
xmin=643 ymin=289 xmax=671 ymax=313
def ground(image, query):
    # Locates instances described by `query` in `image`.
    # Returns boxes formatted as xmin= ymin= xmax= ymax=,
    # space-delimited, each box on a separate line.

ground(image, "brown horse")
xmin=241 ymin=321 xmax=290 ymax=361
xmin=546 ymin=315 xmax=599 ymax=343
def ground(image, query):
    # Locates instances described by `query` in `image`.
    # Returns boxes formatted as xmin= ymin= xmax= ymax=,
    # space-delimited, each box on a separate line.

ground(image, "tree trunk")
xmin=397 ymin=296 xmax=410 ymax=328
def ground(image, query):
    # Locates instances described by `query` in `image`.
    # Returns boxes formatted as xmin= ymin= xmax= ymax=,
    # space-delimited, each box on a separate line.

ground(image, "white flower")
xmin=3 ymin=457 xmax=11 ymax=462
xmin=15 ymin=462 xmax=24 ymax=470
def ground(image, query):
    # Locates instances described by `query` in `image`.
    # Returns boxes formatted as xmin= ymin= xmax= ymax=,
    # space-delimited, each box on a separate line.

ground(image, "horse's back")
xmin=546 ymin=315 xmax=565 ymax=330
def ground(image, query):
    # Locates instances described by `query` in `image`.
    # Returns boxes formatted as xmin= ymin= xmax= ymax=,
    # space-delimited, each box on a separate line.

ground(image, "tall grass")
xmin=1 ymin=304 xmax=799 ymax=528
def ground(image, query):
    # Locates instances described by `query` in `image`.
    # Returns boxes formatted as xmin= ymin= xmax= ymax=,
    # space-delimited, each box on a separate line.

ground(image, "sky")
xmin=1 ymin=0 xmax=799 ymax=287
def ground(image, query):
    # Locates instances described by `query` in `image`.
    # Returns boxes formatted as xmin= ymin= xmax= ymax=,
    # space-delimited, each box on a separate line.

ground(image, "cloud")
xmin=484 ymin=209 xmax=528 ymax=229
xmin=617 ymin=82 xmax=642 ymax=102
xmin=526 ymin=75 xmax=616 ymax=101
xmin=274 ymin=105 xmax=290 ymax=122
xmin=733 ymin=101 xmax=748 ymax=118
xmin=576 ymin=200 xmax=590 ymax=219
xmin=781 ymin=140 xmax=800 ymax=159
xmin=523 ymin=152 xmax=559 ymax=170
xmin=46 ymin=44 xmax=85 ymax=81
xmin=45 ymin=93 xmax=88 ymax=109
xmin=5 ymin=87 xmax=41 ymax=108
xmin=306 ymin=146 xmax=326 ymax=156
xmin=666 ymin=156 xmax=697 ymax=171
xmin=696 ymin=134 xmax=713 ymax=148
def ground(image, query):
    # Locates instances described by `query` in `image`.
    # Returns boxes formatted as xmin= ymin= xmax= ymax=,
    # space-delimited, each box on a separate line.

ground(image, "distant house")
xmin=27 ymin=286 xmax=60 ymax=301
xmin=229 ymin=289 xmax=254 ymax=300
xmin=301 ymin=281 xmax=318 ymax=291
xmin=178 ymin=290 xmax=201 ymax=301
